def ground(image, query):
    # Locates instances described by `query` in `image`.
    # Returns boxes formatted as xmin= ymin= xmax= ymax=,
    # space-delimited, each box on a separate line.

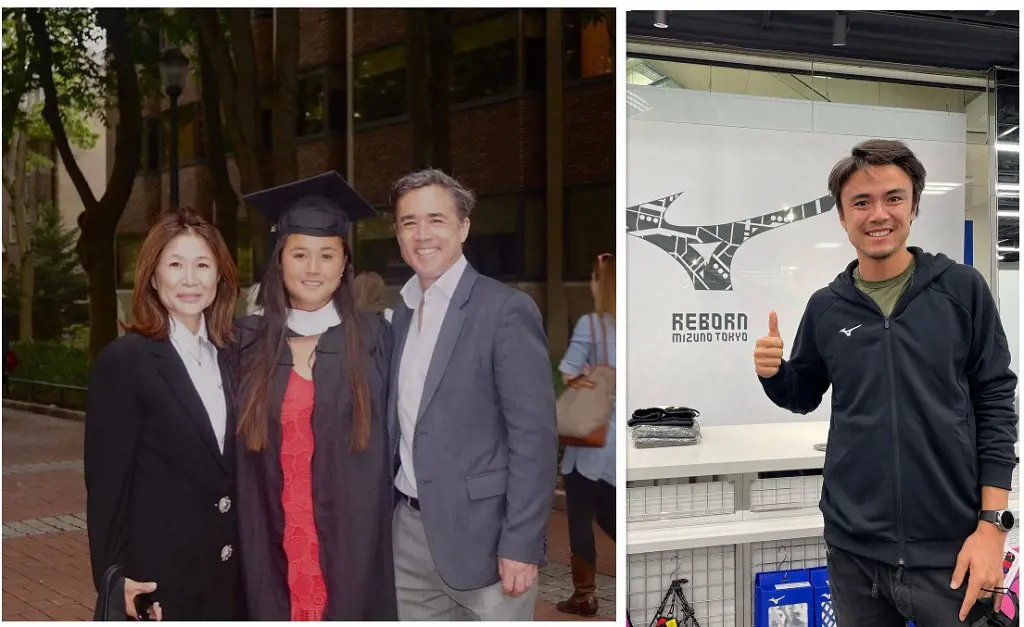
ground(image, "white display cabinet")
xmin=625 ymin=422 xmax=1021 ymax=627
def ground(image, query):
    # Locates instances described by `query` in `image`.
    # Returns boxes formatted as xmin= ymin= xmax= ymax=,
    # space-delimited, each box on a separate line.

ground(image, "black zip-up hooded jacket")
xmin=760 ymin=247 xmax=1018 ymax=569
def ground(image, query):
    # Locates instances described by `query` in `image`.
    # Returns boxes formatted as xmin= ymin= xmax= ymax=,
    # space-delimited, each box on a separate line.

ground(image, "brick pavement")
xmin=2 ymin=407 xmax=616 ymax=621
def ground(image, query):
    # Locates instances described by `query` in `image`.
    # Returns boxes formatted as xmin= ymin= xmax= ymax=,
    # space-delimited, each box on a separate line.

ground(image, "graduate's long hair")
xmin=237 ymin=234 xmax=371 ymax=453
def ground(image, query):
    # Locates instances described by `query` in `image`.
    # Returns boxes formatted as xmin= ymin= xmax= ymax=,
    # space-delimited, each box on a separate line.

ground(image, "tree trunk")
xmin=426 ymin=9 xmax=453 ymax=174
xmin=8 ymin=129 xmax=34 ymax=339
xmin=406 ymin=9 xmax=431 ymax=170
xmin=196 ymin=35 xmax=238 ymax=262
xmin=18 ymin=247 xmax=35 ymax=340
xmin=27 ymin=8 xmax=143 ymax=360
xmin=272 ymin=9 xmax=299 ymax=185
xmin=195 ymin=8 xmax=270 ymax=278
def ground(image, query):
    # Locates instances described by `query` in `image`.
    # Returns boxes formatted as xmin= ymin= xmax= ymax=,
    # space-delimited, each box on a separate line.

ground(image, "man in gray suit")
xmin=387 ymin=169 xmax=558 ymax=620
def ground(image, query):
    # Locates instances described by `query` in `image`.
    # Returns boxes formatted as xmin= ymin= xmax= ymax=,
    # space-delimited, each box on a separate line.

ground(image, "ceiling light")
xmin=999 ymin=125 xmax=1018 ymax=138
xmin=832 ymin=12 xmax=848 ymax=47
xmin=997 ymin=183 xmax=1020 ymax=192
xmin=997 ymin=142 xmax=1020 ymax=153
xmin=814 ymin=242 xmax=843 ymax=249
xmin=654 ymin=10 xmax=668 ymax=29
xmin=999 ymin=210 xmax=1020 ymax=218
xmin=997 ymin=245 xmax=1019 ymax=253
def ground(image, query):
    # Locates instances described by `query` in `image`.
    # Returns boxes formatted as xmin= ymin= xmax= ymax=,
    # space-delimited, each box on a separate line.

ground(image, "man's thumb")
xmin=768 ymin=311 xmax=780 ymax=338
xmin=141 ymin=582 xmax=157 ymax=593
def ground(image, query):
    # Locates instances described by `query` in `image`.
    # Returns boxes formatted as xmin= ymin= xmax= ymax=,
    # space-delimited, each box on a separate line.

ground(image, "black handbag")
xmin=93 ymin=563 xmax=128 ymax=621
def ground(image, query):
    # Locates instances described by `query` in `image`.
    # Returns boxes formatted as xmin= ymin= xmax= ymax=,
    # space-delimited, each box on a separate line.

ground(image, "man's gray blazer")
xmin=387 ymin=262 xmax=558 ymax=592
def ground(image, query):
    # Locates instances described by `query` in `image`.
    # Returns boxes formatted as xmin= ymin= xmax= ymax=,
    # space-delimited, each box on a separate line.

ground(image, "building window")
xmin=564 ymin=183 xmax=615 ymax=281
xmin=236 ymin=222 xmax=253 ymax=286
xmin=354 ymin=45 xmax=408 ymax=124
xmin=143 ymin=117 xmax=162 ymax=171
xmin=327 ymin=68 xmax=346 ymax=135
xmin=463 ymin=194 xmax=523 ymax=280
xmin=297 ymin=73 xmax=326 ymax=137
xmin=353 ymin=211 xmax=406 ymax=284
xmin=451 ymin=12 xmax=518 ymax=105
xmin=162 ymin=103 xmax=198 ymax=167
xmin=564 ymin=9 xmax=614 ymax=81
xmin=353 ymin=194 xmax=534 ymax=284
xmin=116 ymin=234 xmax=145 ymax=288
xmin=523 ymin=10 xmax=546 ymax=92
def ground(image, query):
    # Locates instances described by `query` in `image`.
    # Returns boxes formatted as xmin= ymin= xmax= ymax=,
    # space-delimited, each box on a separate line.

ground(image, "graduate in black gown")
xmin=229 ymin=172 xmax=397 ymax=620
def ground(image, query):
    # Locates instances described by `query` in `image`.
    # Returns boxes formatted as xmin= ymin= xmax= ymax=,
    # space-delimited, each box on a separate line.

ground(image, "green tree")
xmin=3 ymin=202 xmax=90 ymax=342
xmin=9 ymin=8 xmax=145 ymax=359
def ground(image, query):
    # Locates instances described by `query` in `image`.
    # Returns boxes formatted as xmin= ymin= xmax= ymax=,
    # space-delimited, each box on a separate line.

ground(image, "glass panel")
xmin=464 ymin=193 xmax=521 ymax=279
xmin=564 ymin=9 xmax=614 ymax=81
xmin=451 ymin=12 xmax=518 ymax=104
xmin=236 ymin=222 xmax=253 ymax=286
xmin=297 ymin=73 xmax=326 ymax=137
xmin=354 ymin=45 xmax=408 ymax=123
xmin=523 ymin=10 xmax=546 ymax=92
xmin=354 ymin=211 xmax=408 ymax=284
xmin=564 ymin=183 xmax=615 ymax=281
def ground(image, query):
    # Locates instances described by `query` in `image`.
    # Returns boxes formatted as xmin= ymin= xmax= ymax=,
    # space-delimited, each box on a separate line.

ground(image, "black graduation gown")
xmin=84 ymin=333 xmax=242 ymax=621
xmin=229 ymin=311 xmax=398 ymax=620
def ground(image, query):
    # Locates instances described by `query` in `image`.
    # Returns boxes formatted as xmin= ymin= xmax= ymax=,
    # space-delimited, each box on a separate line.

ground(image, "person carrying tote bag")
xmin=555 ymin=252 xmax=616 ymax=618
xmin=556 ymin=313 xmax=614 ymax=447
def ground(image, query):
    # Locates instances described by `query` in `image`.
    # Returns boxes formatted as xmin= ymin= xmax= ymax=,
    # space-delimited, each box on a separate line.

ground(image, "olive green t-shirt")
xmin=854 ymin=258 xmax=916 ymax=318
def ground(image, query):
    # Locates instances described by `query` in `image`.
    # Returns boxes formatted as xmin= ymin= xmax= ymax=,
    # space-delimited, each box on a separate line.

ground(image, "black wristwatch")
xmin=979 ymin=509 xmax=1015 ymax=532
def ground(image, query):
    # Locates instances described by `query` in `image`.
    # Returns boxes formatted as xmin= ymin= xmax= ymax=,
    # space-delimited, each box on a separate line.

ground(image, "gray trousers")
xmin=392 ymin=499 xmax=538 ymax=621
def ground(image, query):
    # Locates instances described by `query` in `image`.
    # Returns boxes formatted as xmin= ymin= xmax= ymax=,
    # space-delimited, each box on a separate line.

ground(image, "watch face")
xmin=999 ymin=510 xmax=1015 ymax=530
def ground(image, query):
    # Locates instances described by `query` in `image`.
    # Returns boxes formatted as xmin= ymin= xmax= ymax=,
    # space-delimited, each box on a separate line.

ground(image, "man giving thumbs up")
xmin=752 ymin=139 xmax=1017 ymax=627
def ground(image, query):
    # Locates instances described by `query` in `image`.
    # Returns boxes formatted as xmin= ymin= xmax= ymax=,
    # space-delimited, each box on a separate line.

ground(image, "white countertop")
xmin=627 ymin=421 xmax=830 ymax=482
xmin=628 ymin=513 xmax=825 ymax=554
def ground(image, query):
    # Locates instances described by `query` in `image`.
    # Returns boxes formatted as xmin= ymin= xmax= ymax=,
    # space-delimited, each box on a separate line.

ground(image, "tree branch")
xmin=26 ymin=8 xmax=99 ymax=212
xmin=2 ymin=12 xmax=31 ymax=155
xmin=194 ymin=10 xmax=242 ymax=151
xmin=94 ymin=8 xmax=142 ymax=222
xmin=25 ymin=9 xmax=98 ymax=209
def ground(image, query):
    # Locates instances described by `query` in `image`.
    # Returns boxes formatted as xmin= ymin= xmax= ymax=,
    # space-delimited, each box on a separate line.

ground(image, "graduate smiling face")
xmin=280 ymin=233 xmax=346 ymax=312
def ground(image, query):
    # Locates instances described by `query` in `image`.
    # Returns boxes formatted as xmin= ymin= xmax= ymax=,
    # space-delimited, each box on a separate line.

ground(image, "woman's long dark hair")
xmin=237 ymin=235 xmax=371 ymax=453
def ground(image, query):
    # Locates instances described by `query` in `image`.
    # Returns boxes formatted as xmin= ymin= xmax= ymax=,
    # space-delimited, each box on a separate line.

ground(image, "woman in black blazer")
xmin=84 ymin=208 xmax=242 ymax=620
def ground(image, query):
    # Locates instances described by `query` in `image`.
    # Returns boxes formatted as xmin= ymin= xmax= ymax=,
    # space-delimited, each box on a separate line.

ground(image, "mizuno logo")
xmin=769 ymin=596 xmax=785 ymax=605
xmin=838 ymin=324 xmax=862 ymax=337
xmin=823 ymin=593 xmax=831 ymax=600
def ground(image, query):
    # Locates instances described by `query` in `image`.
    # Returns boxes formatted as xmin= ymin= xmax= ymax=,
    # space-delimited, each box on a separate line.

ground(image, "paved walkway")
xmin=1 ymin=408 xmax=615 ymax=621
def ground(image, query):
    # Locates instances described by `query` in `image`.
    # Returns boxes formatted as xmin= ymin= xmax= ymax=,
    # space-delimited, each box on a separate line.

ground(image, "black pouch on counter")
xmin=628 ymin=406 xmax=699 ymax=428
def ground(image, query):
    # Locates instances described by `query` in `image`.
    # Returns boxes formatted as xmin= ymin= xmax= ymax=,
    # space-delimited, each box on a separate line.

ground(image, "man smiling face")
xmin=394 ymin=184 xmax=470 ymax=290
xmin=838 ymin=164 xmax=917 ymax=262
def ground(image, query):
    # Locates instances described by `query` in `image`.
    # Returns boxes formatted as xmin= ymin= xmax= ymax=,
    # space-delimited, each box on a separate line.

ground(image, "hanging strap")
xmin=587 ymin=313 xmax=610 ymax=368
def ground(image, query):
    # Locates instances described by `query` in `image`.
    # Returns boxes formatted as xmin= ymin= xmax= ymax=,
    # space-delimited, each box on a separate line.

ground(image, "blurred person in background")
xmin=555 ymin=252 xmax=617 ymax=617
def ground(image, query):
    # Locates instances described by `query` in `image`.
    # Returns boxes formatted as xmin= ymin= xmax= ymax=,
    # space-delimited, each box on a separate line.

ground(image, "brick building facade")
xmin=111 ymin=8 xmax=615 ymax=350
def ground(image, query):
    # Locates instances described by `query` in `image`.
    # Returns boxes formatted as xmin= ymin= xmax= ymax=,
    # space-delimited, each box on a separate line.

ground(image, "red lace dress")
xmin=280 ymin=370 xmax=327 ymax=621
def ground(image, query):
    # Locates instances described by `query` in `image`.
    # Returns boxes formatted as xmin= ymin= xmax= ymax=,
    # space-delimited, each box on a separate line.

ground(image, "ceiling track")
xmin=627 ymin=39 xmax=991 ymax=90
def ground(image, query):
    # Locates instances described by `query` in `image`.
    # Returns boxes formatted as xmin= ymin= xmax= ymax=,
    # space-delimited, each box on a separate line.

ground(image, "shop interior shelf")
xmin=749 ymin=475 xmax=825 ymax=512
xmin=629 ymin=545 xmax=738 ymax=627
xmin=628 ymin=478 xmax=738 ymax=523
xmin=627 ymin=513 xmax=825 ymax=555
xmin=627 ymin=422 xmax=828 ymax=482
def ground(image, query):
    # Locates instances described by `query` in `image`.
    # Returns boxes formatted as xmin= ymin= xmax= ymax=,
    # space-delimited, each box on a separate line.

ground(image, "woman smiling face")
xmin=280 ymin=233 xmax=346 ymax=311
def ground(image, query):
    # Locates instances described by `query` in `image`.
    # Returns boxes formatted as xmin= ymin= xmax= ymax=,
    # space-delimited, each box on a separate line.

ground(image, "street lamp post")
xmin=159 ymin=47 xmax=189 ymax=210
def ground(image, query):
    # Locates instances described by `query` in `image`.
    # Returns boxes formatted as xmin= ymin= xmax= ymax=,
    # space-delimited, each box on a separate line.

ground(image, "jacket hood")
xmin=828 ymin=246 xmax=957 ymax=306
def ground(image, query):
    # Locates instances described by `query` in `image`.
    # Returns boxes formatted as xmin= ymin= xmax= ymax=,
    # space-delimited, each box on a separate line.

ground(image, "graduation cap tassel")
xmin=649 ymin=579 xmax=702 ymax=627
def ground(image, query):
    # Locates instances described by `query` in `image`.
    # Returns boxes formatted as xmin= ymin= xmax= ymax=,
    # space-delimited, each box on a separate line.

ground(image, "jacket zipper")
xmin=883 ymin=315 xmax=906 ymax=577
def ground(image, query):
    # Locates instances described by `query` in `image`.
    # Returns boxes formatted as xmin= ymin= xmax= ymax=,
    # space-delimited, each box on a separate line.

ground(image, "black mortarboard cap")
xmin=243 ymin=171 xmax=376 ymax=241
